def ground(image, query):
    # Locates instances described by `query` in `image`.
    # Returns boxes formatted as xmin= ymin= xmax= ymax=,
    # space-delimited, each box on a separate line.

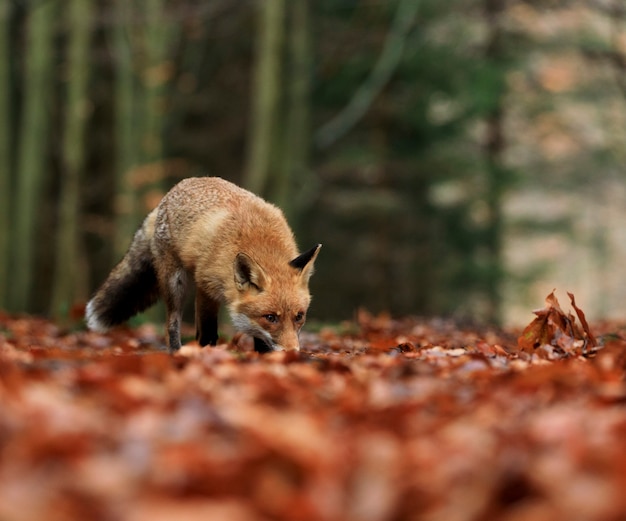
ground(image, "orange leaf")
xmin=567 ymin=292 xmax=597 ymax=347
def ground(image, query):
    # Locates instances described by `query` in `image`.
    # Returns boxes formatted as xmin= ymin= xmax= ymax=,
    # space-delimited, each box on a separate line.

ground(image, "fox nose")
xmin=276 ymin=342 xmax=300 ymax=352
xmin=278 ymin=334 xmax=300 ymax=352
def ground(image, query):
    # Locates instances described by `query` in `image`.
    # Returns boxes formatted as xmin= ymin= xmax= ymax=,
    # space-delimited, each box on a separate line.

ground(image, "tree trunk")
xmin=51 ymin=0 xmax=91 ymax=319
xmin=138 ymin=0 xmax=175 ymax=323
xmin=140 ymin=0 xmax=174 ymax=187
xmin=0 ymin=3 xmax=11 ymax=310
xmin=113 ymin=0 xmax=139 ymax=259
xmin=275 ymin=0 xmax=311 ymax=219
xmin=484 ymin=107 xmax=505 ymax=325
xmin=11 ymin=1 xmax=55 ymax=312
xmin=244 ymin=0 xmax=286 ymax=197
xmin=484 ymin=0 xmax=506 ymax=326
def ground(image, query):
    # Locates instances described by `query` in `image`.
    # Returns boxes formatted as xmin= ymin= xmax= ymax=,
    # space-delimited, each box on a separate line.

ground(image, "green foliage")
xmin=304 ymin=0 xmax=519 ymax=321
xmin=1 ymin=0 xmax=617 ymax=327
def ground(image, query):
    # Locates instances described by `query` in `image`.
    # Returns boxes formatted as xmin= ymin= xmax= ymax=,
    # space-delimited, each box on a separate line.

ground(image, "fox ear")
xmin=234 ymin=253 xmax=266 ymax=292
xmin=289 ymin=244 xmax=321 ymax=283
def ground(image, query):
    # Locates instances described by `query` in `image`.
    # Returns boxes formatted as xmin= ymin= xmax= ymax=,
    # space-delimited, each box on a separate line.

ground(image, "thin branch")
xmin=609 ymin=0 xmax=626 ymax=100
xmin=314 ymin=0 xmax=420 ymax=149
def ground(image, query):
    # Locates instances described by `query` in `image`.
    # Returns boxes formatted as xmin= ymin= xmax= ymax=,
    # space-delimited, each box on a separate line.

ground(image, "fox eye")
xmin=263 ymin=313 xmax=278 ymax=324
xmin=295 ymin=312 xmax=305 ymax=323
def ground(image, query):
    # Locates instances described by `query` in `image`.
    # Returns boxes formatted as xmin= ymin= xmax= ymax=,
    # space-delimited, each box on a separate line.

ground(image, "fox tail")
xmin=86 ymin=212 xmax=160 ymax=331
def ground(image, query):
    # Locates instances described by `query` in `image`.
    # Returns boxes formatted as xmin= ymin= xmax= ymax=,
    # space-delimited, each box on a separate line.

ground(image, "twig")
xmin=314 ymin=0 xmax=420 ymax=149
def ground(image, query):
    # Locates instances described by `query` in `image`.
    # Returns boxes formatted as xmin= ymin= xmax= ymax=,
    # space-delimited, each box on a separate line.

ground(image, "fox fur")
xmin=86 ymin=177 xmax=320 ymax=353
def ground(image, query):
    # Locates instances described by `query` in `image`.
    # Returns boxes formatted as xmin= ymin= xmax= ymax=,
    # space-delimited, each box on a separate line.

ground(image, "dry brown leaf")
xmin=0 ymin=311 xmax=625 ymax=520
xmin=518 ymin=290 xmax=597 ymax=358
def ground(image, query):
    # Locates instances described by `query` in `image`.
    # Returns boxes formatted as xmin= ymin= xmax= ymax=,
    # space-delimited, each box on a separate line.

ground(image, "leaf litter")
xmin=0 ymin=293 xmax=626 ymax=521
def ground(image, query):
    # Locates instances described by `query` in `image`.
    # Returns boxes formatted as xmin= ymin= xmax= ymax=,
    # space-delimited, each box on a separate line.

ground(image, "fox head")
xmin=229 ymin=244 xmax=321 ymax=352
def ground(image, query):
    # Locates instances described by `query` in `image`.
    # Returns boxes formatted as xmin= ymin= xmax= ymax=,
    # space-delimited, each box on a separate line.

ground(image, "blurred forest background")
xmin=1 ymin=0 xmax=625 ymax=327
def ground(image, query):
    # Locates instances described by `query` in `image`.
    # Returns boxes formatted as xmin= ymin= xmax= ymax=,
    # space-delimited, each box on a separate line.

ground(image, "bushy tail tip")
xmin=85 ymin=299 xmax=110 ymax=332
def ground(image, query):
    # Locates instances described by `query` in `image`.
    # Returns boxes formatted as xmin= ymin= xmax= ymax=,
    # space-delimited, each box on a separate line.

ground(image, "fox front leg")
xmin=195 ymin=291 xmax=220 ymax=347
xmin=253 ymin=337 xmax=273 ymax=353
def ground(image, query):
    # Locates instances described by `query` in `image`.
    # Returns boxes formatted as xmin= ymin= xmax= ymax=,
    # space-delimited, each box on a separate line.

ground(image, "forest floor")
xmin=1 ymin=293 xmax=626 ymax=521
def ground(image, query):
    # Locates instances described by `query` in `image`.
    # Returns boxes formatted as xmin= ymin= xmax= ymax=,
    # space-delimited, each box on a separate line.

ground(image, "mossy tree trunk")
xmin=0 ymin=3 xmax=11 ymax=310
xmin=138 ymin=0 xmax=175 ymax=323
xmin=483 ymin=0 xmax=507 ymax=326
xmin=113 ymin=0 xmax=139 ymax=260
xmin=11 ymin=1 xmax=56 ymax=312
xmin=275 ymin=0 xmax=311 ymax=220
xmin=51 ymin=0 xmax=92 ymax=319
xmin=244 ymin=0 xmax=286 ymax=197
xmin=140 ymin=0 xmax=175 ymax=191
xmin=113 ymin=0 xmax=175 ymax=260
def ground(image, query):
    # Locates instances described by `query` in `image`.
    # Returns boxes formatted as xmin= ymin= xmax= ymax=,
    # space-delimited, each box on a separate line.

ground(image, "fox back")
xmin=86 ymin=177 xmax=321 ymax=352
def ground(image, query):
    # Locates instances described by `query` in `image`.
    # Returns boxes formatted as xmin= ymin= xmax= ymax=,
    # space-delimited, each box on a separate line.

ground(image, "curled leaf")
xmin=567 ymin=292 xmax=597 ymax=347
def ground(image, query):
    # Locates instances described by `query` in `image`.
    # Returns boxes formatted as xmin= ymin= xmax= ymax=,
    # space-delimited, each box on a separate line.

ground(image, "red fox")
xmin=86 ymin=177 xmax=321 ymax=353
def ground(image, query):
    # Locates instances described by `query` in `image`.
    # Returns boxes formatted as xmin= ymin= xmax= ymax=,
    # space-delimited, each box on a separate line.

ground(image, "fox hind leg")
xmin=195 ymin=291 xmax=220 ymax=347
xmin=159 ymin=266 xmax=189 ymax=352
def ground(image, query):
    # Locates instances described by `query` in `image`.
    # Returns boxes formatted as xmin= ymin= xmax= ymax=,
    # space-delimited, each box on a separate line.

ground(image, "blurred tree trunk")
xmin=607 ymin=2 xmax=626 ymax=99
xmin=484 ymin=107 xmax=505 ymax=325
xmin=51 ymin=0 xmax=91 ymax=319
xmin=113 ymin=0 xmax=139 ymax=259
xmin=484 ymin=0 xmax=506 ymax=326
xmin=0 ymin=3 xmax=11 ymax=310
xmin=275 ymin=0 xmax=311 ymax=219
xmin=11 ymin=1 xmax=55 ymax=312
xmin=113 ymin=1 xmax=175 ymax=261
xmin=138 ymin=0 xmax=175 ymax=323
xmin=140 ymin=0 xmax=174 ymax=190
xmin=244 ymin=0 xmax=285 ymax=197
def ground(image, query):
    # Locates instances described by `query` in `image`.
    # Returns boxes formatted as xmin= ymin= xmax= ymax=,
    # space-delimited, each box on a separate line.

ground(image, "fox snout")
xmin=272 ymin=330 xmax=301 ymax=352
xmin=231 ymin=311 xmax=303 ymax=353
xmin=255 ymin=340 xmax=298 ymax=353
xmin=250 ymin=333 xmax=300 ymax=354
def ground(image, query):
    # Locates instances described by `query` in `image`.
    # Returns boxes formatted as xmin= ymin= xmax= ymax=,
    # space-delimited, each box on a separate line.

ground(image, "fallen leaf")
xmin=518 ymin=290 xmax=597 ymax=358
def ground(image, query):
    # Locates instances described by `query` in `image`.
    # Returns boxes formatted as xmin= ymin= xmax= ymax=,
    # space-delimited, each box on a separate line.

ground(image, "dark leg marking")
xmin=195 ymin=291 xmax=220 ymax=347
xmin=161 ymin=268 xmax=188 ymax=353
xmin=254 ymin=337 xmax=273 ymax=354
